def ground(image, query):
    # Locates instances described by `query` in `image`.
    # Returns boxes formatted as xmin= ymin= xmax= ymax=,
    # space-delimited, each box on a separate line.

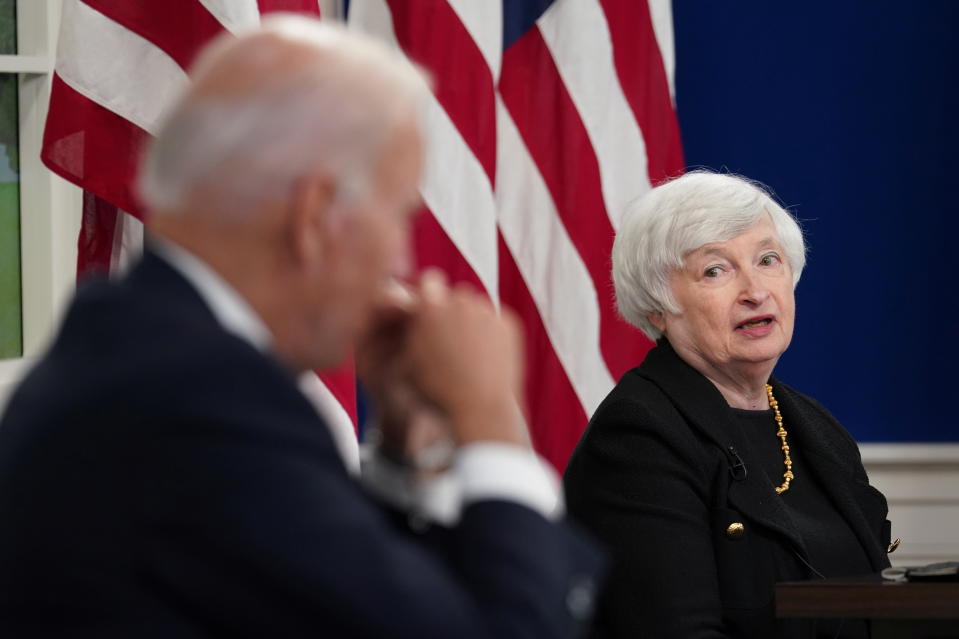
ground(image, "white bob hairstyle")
xmin=612 ymin=170 xmax=806 ymax=341
xmin=138 ymin=15 xmax=430 ymax=219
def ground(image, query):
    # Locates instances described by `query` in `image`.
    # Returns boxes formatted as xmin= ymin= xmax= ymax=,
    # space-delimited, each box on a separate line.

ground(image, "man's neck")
xmin=149 ymin=234 xmax=275 ymax=354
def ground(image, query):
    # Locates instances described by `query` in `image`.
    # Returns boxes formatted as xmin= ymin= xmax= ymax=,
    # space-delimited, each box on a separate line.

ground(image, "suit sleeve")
xmin=564 ymin=397 xmax=729 ymax=639
xmin=135 ymin=387 xmax=602 ymax=639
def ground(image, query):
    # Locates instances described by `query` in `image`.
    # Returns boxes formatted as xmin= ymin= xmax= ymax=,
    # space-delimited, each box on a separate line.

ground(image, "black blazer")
xmin=0 ymin=250 xmax=602 ymax=638
xmin=564 ymin=340 xmax=890 ymax=639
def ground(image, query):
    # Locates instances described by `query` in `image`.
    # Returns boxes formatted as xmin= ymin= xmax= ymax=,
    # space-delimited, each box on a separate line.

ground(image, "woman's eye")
xmin=704 ymin=265 xmax=723 ymax=278
xmin=759 ymin=253 xmax=780 ymax=266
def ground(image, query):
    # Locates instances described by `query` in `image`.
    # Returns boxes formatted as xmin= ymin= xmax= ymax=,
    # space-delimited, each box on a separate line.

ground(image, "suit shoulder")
xmin=566 ymin=367 xmax=707 ymax=477
xmin=586 ymin=368 xmax=689 ymax=440
xmin=8 ymin=273 xmax=314 ymax=441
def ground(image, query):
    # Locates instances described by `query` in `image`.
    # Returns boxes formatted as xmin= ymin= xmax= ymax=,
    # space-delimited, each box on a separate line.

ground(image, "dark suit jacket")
xmin=564 ymin=340 xmax=890 ymax=639
xmin=0 ymin=250 xmax=602 ymax=638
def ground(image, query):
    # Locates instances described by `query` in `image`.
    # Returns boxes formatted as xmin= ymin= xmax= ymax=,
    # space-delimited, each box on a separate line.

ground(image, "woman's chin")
xmin=727 ymin=340 xmax=787 ymax=368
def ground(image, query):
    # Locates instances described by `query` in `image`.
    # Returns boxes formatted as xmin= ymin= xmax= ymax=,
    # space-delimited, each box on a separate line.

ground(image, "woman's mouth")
xmin=736 ymin=316 xmax=774 ymax=332
xmin=739 ymin=318 xmax=771 ymax=329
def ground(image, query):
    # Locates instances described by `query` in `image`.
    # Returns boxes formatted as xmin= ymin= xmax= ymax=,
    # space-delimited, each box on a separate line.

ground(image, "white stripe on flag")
xmin=317 ymin=0 xmax=341 ymax=18
xmin=298 ymin=372 xmax=361 ymax=474
xmin=57 ymin=0 xmax=188 ymax=135
xmin=198 ymin=0 xmax=262 ymax=33
xmin=344 ymin=0 xmax=393 ymax=34
xmin=538 ymin=0 xmax=652 ymax=229
xmin=447 ymin=0 xmax=503 ymax=83
xmin=349 ymin=0 xmax=500 ymax=304
xmin=495 ymin=97 xmax=614 ymax=416
xmin=419 ymin=97 xmax=500 ymax=303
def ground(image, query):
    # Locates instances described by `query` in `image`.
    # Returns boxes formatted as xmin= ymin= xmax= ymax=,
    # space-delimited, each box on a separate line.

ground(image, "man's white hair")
xmin=138 ymin=15 xmax=430 ymax=219
xmin=612 ymin=170 xmax=806 ymax=340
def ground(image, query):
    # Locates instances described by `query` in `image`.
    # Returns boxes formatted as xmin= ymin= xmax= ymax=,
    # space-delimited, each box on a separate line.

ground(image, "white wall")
xmin=861 ymin=443 xmax=959 ymax=567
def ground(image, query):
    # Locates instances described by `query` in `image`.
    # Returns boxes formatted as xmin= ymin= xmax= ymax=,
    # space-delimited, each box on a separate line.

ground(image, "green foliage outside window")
xmin=0 ymin=0 xmax=20 ymax=359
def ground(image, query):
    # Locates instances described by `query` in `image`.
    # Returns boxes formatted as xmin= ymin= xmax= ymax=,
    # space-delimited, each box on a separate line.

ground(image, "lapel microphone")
xmin=727 ymin=445 xmax=748 ymax=481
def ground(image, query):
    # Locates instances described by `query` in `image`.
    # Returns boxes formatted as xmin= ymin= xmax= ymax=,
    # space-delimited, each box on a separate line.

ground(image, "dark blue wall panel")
xmin=672 ymin=1 xmax=959 ymax=441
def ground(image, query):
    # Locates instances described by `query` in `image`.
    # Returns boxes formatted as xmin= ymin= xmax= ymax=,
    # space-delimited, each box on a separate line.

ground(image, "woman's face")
xmin=651 ymin=214 xmax=795 ymax=377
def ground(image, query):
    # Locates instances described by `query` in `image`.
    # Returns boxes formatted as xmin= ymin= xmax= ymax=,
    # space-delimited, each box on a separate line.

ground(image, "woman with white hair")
xmin=564 ymin=171 xmax=893 ymax=638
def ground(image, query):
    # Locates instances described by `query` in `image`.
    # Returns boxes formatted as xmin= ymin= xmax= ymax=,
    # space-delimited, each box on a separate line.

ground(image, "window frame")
xmin=0 ymin=0 xmax=81 ymax=412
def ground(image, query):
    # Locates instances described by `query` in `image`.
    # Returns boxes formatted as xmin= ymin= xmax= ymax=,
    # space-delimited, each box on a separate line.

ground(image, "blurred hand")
xmin=403 ymin=270 xmax=526 ymax=447
xmin=354 ymin=281 xmax=432 ymax=462
xmin=356 ymin=269 xmax=528 ymax=459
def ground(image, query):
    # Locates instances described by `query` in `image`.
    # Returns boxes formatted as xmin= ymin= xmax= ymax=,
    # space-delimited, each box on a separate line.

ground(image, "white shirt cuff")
xmin=361 ymin=448 xmax=461 ymax=525
xmin=453 ymin=442 xmax=564 ymax=521
xmin=361 ymin=442 xmax=564 ymax=525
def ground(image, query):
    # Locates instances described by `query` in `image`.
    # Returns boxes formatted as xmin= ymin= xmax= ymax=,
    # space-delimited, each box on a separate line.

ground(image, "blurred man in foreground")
xmin=0 ymin=16 xmax=601 ymax=637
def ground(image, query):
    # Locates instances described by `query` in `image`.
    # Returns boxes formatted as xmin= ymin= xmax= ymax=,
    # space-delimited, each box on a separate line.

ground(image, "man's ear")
xmin=288 ymin=171 xmax=337 ymax=268
xmin=648 ymin=312 xmax=667 ymax=334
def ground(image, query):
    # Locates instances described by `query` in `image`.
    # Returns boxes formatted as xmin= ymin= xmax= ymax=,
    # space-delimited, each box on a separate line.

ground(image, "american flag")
xmin=40 ymin=0 xmax=684 ymax=472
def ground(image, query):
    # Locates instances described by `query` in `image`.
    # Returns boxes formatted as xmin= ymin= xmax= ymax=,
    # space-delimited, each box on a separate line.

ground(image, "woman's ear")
xmin=288 ymin=171 xmax=336 ymax=268
xmin=648 ymin=312 xmax=667 ymax=334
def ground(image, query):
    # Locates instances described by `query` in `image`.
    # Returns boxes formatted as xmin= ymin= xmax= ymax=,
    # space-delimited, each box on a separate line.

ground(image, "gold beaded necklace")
xmin=765 ymin=383 xmax=794 ymax=494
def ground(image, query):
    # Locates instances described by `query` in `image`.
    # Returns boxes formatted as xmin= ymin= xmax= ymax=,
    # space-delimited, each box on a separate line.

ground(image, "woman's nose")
xmin=738 ymin=271 xmax=770 ymax=305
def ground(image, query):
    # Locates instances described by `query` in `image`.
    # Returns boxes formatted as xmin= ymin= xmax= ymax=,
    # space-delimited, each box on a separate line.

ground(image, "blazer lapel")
xmin=637 ymin=341 xmax=807 ymax=554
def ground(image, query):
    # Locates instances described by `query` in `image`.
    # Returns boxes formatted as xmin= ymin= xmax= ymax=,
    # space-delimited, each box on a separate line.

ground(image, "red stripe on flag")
xmin=80 ymin=0 xmax=224 ymax=70
xmin=386 ymin=0 xmax=496 ymax=182
xmin=77 ymin=192 xmax=119 ymax=278
xmin=42 ymin=74 xmax=148 ymax=219
xmin=498 ymin=236 xmax=587 ymax=472
xmin=412 ymin=206 xmax=486 ymax=291
xmin=599 ymin=0 xmax=684 ymax=184
xmin=317 ymin=361 xmax=358 ymax=429
xmin=258 ymin=0 xmax=321 ymax=16
xmin=499 ymin=27 xmax=651 ymax=382
xmin=412 ymin=204 xmax=584 ymax=470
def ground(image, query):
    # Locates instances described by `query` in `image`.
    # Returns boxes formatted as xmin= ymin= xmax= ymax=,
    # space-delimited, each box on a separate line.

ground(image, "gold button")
xmin=887 ymin=538 xmax=901 ymax=553
xmin=726 ymin=522 xmax=745 ymax=539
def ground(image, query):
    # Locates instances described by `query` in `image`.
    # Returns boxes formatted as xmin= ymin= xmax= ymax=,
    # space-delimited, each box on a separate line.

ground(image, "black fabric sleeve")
xmin=564 ymin=398 xmax=729 ymax=639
